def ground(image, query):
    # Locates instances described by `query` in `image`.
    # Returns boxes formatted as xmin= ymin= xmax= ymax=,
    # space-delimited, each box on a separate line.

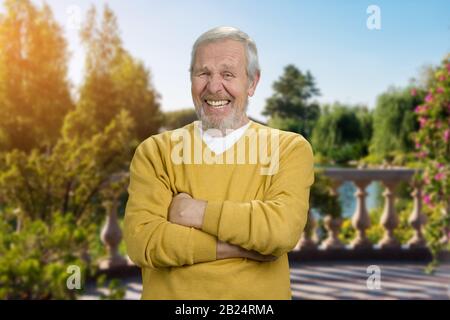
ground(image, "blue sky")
xmin=23 ymin=1 xmax=450 ymax=121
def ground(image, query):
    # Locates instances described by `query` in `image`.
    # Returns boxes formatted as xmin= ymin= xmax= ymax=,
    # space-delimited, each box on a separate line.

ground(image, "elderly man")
xmin=123 ymin=26 xmax=314 ymax=300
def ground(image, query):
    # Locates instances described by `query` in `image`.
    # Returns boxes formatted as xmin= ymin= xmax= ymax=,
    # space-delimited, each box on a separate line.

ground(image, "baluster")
xmin=351 ymin=180 xmax=372 ymax=249
xmin=379 ymin=180 xmax=400 ymax=249
xmin=407 ymin=183 xmax=427 ymax=248
xmin=100 ymin=198 xmax=127 ymax=269
xmin=298 ymin=209 xmax=317 ymax=250
xmin=322 ymin=181 xmax=344 ymax=249
xmin=322 ymin=216 xmax=344 ymax=249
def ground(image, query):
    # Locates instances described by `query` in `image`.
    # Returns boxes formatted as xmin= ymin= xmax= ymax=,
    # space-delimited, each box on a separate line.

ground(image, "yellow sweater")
xmin=123 ymin=121 xmax=314 ymax=300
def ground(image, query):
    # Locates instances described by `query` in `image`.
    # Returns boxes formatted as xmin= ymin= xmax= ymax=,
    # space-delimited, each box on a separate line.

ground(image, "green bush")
xmin=338 ymin=205 xmax=414 ymax=245
xmin=310 ymin=170 xmax=342 ymax=219
xmin=0 ymin=211 xmax=94 ymax=299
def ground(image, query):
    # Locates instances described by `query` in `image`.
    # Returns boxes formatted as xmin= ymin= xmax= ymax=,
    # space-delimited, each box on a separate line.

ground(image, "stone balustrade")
xmin=99 ymin=168 xmax=447 ymax=268
xmin=293 ymin=168 xmax=441 ymax=261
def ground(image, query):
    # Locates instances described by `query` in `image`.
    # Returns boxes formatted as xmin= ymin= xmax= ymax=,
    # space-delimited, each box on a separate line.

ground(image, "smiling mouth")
xmin=204 ymin=99 xmax=231 ymax=109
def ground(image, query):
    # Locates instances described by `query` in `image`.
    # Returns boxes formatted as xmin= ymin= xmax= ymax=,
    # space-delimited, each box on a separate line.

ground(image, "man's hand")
xmin=168 ymin=193 xmax=276 ymax=263
xmin=216 ymin=240 xmax=277 ymax=262
xmin=168 ymin=193 xmax=206 ymax=229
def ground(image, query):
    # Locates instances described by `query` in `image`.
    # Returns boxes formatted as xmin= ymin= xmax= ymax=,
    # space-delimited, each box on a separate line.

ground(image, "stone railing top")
xmin=323 ymin=167 xmax=419 ymax=182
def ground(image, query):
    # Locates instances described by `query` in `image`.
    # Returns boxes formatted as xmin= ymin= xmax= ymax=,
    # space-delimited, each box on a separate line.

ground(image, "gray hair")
xmin=189 ymin=26 xmax=260 ymax=82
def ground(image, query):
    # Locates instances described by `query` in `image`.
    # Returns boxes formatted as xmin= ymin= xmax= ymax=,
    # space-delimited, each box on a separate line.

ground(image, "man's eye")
xmin=224 ymin=73 xmax=234 ymax=78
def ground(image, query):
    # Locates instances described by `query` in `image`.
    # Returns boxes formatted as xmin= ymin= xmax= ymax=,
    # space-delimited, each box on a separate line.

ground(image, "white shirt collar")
xmin=196 ymin=120 xmax=252 ymax=155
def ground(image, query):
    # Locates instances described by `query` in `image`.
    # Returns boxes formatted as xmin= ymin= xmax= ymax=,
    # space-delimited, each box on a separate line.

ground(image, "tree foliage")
xmin=0 ymin=211 xmax=94 ymax=299
xmin=0 ymin=110 xmax=133 ymax=226
xmin=64 ymin=5 xmax=162 ymax=144
xmin=263 ymin=65 xmax=320 ymax=139
xmin=311 ymin=103 xmax=372 ymax=164
xmin=369 ymin=86 xmax=425 ymax=163
xmin=163 ymin=108 xmax=198 ymax=130
xmin=0 ymin=0 xmax=73 ymax=152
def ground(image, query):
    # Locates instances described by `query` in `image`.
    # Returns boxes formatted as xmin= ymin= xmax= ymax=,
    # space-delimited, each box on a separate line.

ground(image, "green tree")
xmin=64 ymin=5 xmax=162 ymax=144
xmin=163 ymin=108 xmax=198 ymax=130
xmin=0 ymin=0 xmax=73 ymax=152
xmin=311 ymin=103 xmax=371 ymax=164
xmin=369 ymin=86 xmax=425 ymax=163
xmin=263 ymin=65 xmax=320 ymax=139
xmin=0 ymin=109 xmax=133 ymax=226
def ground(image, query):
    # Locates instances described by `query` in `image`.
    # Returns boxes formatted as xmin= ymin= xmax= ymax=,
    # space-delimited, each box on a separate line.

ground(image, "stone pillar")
xmin=100 ymin=198 xmax=127 ymax=269
xmin=351 ymin=180 xmax=372 ymax=249
xmin=322 ymin=181 xmax=344 ymax=249
xmin=298 ymin=209 xmax=317 ymax=250
xmin=379 ymin=180 xmax=401 ymax=249
xmin=322 ymin=216 xmax=344 ymax=249
xmin=408 ymin=184 xmax=427 ymax=248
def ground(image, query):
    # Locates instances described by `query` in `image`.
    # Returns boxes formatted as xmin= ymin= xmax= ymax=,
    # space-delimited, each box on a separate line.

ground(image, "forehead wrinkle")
xmin=220 ymin=63 xmax=237 ymax=71
xmin=195 ymin=42 xmax=244 ymax=70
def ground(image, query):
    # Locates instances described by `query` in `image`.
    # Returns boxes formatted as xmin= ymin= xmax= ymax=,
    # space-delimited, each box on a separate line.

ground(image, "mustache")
xmin=202 ymin=95 xmax=232 ymax=100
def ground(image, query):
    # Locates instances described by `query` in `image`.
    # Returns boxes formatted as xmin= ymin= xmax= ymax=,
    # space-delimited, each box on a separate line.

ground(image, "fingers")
xmin=175 ymin=192 xmax=192 ymax=199
xmin=245 ymin=250 xmax=277 ymax=262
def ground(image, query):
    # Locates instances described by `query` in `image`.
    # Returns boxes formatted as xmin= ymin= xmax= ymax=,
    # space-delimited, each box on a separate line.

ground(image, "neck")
xmin=202 ymin=116 xmax=250 ymax=137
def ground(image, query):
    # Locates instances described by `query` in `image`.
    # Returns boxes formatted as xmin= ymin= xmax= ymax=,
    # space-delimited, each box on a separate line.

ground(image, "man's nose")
xmin=206 ymin=74 xmax=224 ymax=94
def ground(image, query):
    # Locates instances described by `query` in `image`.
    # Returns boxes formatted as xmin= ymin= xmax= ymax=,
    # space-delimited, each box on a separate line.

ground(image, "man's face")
xmin=191 ymin=39 xmax=259 ymax=132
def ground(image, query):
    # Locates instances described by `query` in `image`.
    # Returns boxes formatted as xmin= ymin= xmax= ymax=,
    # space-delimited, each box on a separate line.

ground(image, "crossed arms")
xmin=167 ymin=192 xmax=276 ymax=262
xmin=123 ymin=135 xmax=314 ymax=269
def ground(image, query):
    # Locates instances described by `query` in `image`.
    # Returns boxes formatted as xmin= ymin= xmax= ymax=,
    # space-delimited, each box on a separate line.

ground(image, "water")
xmin=337 ymin=181 xmax=382 ymax=218
xmin=311 ymin=178 xmax=383 ymax=220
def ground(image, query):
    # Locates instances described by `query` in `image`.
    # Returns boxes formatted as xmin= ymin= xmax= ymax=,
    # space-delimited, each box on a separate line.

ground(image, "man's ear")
xmin=248 ymin=70 xmax=260 ymax=97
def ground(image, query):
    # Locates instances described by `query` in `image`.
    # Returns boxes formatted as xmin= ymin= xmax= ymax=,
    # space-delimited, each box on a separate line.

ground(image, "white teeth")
xmin=206 ymin=100 xmax=230 ymax=107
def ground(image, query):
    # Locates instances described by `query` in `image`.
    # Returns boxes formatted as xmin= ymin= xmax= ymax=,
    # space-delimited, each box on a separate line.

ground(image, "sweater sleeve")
xmin=201 ymin=136 xmax=314 ymax=257
xmin=123 ymin=138 xmax=217 ymax=269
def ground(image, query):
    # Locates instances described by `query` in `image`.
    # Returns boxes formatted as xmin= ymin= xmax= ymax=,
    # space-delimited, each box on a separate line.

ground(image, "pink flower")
xmin=419 ymin=117 xmax=427 ymax=128
xmin=444 ymin=129 xmax=450 ymax=142
xmin=447 ymin=63 xmax=450 ymax=73
xmin=423 ymin=194 xmax=431 ymax=205
xmin=437 ymin=163 xmax=445 ymax=169
xmin=425 ymin=93 xmax=433 ymax=103
xmin=434 ymin=172 xmax=445 ymax=181
xmin=415 ymin=142 xmax=421 ymax=149
xmin=437 ymin=87 xmax=444 ymax=94
xmin=415 ymin=105 xmax=429 ymax=114
xmin=439 ymin=75 xmax=446 ymax=81
xmin=418 ymin=151 xmax=427 ymax=159
xmin=410 ymin=88 xmax=417 ymax=96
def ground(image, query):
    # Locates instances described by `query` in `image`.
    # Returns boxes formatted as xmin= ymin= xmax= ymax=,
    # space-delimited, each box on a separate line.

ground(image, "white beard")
xmin=194 ymin=100 xmax=249 ymax=134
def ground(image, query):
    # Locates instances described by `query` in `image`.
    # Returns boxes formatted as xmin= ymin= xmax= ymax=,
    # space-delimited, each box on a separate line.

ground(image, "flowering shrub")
xmin=412 ymin=55 xmax=450 ymax=267
xmin=413 ymin=56 xmax=450 ymax=205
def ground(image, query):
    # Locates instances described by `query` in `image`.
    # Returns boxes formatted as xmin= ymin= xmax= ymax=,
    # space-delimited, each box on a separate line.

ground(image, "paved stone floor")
xmin=81 ymin=262 xmax=450 ymax=300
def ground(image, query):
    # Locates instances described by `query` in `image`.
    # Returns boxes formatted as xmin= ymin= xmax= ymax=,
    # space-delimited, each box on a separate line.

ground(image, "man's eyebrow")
xmin=193 ymin=66 xmax=209 ymax=73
